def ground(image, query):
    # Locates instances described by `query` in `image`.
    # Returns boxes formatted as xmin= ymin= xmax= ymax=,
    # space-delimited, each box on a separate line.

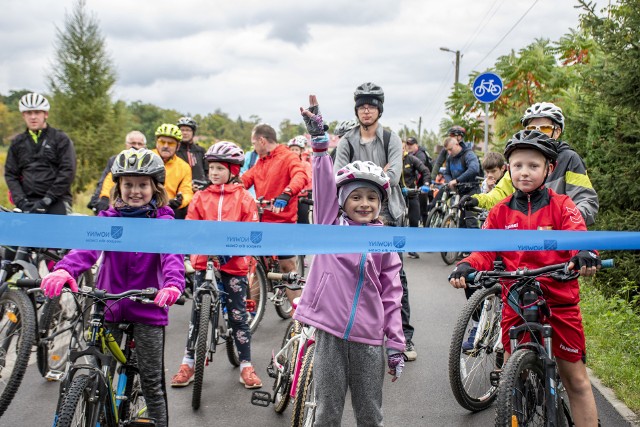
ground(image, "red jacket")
xmin=462 ymin=187 xmax=586 ymax=307
xmin=241 ymin=144 xmax=309 ymax=223
xmin=187 ymin=182 xmax=258 ymax=275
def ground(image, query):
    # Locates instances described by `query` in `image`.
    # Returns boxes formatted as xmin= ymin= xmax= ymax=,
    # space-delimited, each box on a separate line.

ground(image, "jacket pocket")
xmin=310 ymin=271 xmax=332 ymax=311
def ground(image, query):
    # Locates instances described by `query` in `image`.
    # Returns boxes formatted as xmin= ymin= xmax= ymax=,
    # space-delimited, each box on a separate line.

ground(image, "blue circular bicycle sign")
xmin=472 ymin=72 xmax=503 ymax=103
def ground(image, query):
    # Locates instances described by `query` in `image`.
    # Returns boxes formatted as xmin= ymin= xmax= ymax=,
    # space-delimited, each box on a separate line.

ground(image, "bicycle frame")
xmin=272 ymin=323 xmax=316 ymax=400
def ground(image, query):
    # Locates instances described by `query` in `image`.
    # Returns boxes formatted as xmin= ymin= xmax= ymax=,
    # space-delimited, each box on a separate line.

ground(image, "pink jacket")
xmin=293 ymin=153 xmax=405 ymax=351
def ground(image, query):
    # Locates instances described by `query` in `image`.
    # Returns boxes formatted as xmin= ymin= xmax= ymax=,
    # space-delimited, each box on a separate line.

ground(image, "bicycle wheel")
xmin=119 ymin=351 xmax=148 ymax=422
xmin=291 ymin=343 xmax=315 ymax=427
xmin=440 ymin=214 xmax=460 ymax=265
xmin=37 ymin=272 xmax=92 ymax=377
xmin=0 ymin=289 xmax=36 ymax=417
xmin=296 ymin=255 xmax=306 ymax=278
xmin=426 ymin=208 xmax=443 ymax=228
xmin=247 ymin=258 xmax=267 ymax=334
xmin=495 ymin=349 xmax=548 ymax=427
xmin=448 ymin=284 xmax=502 ymax=412
xmin=56 ymin=374 xmax=100 ymax=427
xmin=274 ymin=288 xmax=293 ymax=319
xmin=273 ymin=321 xmax=300 ymax=413
xmin=225 ymin=309 xmax=240 ymax=367
xmin=192 ymin=293 xmax=212 ymax=410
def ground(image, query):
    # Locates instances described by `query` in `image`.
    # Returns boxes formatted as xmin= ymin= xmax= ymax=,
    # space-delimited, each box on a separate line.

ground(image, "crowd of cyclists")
xmin=2 ymin=85 xmax=604 ymax=426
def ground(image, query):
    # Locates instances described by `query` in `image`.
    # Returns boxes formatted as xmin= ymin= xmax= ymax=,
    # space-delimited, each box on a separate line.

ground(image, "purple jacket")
xmin=293 ymin=153 xmax=405 ymax=352
xmin=55 ymin=206 xmax=185 ymax=326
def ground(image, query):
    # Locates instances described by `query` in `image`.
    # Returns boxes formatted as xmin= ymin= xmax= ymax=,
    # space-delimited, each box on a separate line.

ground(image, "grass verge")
xmin=581 ymin=281 xmax=640 ymax=414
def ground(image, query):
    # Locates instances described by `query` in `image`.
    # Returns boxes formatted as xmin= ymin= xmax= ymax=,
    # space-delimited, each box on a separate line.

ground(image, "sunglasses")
xmin=157 ymin=140 xmax=177 ymax=147
xmin=525 ymin=124 xmax=556 ymax=135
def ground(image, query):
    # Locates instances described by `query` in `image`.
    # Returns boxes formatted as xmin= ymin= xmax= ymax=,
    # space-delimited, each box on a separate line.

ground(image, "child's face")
xmin=484 ymin=166 xmax=505 ymax=184
xmin=508 ymin=149 xmax=553 ymax=193
xmin=288 ymin=146 xmax=302 ymax=156
xmin=343 ymin=187 xmax=380 ymax=224
xmin=208 ymin=162 xmax=231 ymax=185
xmin=120 ymin=176 xmax=153 ymax=207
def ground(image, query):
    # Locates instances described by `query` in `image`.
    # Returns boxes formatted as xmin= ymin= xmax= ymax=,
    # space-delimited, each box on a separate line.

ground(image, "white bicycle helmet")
xmin=287 ymin=135 xmax=308 ymax=148
xmin=111 ymin=148 xmax=166 ymax=184
xmin=334 ymin=119 xmax=359 ymax=137
xmin=205 ymin=141 xmax=245 ymax=165
xmin=19 ymin=92 xmax=50 ymax=112
xmin=335 ymin=161 xmax=391 ymax=203
xmin=521 ymin=102 xmax=565 ymax=132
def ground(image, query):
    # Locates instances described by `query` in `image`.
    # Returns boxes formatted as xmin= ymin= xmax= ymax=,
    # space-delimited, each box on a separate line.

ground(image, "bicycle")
xmin=250 ymin=272 xmax=316 ymax=427
xmin=401 ymin=187 xmax=421 ymax=228
xmin=464 ymin=260 xmax=613 ymax=426
xmin=188 ymin=256 xmax=242 ymax=410
xmin=439 ymin=182 xmax=483 ymax=265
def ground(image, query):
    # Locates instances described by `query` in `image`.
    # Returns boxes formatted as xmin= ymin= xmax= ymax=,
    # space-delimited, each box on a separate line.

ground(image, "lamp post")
xmin=440 ymin=47 xmax=461 ymax=85
xmin=410 ymin=118 xmax=422 ymax=145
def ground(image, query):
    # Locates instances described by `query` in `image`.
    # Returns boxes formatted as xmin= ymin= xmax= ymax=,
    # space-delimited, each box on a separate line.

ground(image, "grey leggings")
xmin=313 ymin=330 xmax=385 ymax=427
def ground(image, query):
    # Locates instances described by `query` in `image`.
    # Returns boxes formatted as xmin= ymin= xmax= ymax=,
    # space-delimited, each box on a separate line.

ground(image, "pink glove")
xmin=154 ymin=286 xmax=181 ymax=307
xmin=40 ymin=269 xmax=78 ymax=298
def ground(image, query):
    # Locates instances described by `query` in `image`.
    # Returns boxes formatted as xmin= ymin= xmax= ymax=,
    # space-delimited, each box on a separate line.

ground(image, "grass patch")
xmin=581 ymin=281 xmax=640 ymax=414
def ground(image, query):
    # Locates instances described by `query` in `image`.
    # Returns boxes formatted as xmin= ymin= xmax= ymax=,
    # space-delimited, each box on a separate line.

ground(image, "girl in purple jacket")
xmin=293 ymin=96 xmax=405 ymax=426
xmin=40 ymin=148 xmax=185 ymax=427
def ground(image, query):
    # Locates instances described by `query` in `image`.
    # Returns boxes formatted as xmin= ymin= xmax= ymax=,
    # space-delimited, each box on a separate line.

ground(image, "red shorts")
xmin=501 ymin=303 xmax=586 ymax=363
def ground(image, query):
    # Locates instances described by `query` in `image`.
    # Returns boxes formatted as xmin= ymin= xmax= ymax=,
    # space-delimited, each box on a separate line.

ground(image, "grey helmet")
xmin=177 ymin=116 xmax=197 ymax=133
xmin=354 ymin=82 xmax=384 ymax=115
xmin=334 ymin=119 xmax=359 ymax=137
xmin=111 ymin=148 xmax=166 ymax=184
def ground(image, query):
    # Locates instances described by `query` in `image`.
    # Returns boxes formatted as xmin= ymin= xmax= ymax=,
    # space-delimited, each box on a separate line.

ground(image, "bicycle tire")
xmin=0 ymin=289 xmax=37 ymax=417
xmin=247 ymin=258 xmax=267 ymax=334
xmin=119 ymin=350 xmax=148 ymax=422
xmin=37 ymin=272 xmax=93 ymax=377
xmin=448 ymin=284 xmax=502 ymax=412
xmin=440 ymin=214 xmax=460 ymax=265
xmin=296 ymin=255 xmax=306 ymax=278
xmin=290 ymin=342 xmax=315 ymax=427
xmin=56 ymin=374 xmax=100 ymax=427
xmin=426 ymin=207 xmax=443 ymax=228
xmin=495 ymin=348 xmax=549 ymax=427
xmin=273 ymin=321 xmax=300 ymax=413
xmin=225 ymin=331 xmax=240 ymax=367
xmin=275 ymin=291 xmax=293 ymax=319
xmin=192 ymin=293 xmax=212 ymax=410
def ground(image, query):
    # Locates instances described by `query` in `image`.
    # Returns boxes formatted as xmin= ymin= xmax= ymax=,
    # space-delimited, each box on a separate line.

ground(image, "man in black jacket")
xmin=176 ymin=116 xmax=207 ymax=184
xmin=405 ymin=137 xmax=432 ymax=227
xmin=5 ymin=93 xmax=76 ymax=215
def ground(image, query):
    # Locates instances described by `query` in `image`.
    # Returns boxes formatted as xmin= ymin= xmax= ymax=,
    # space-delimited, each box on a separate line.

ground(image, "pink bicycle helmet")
xmin=205 ymin=141 xmax=245 ymax=165
xmin=335 ymin=161 xmax=391 ymax=203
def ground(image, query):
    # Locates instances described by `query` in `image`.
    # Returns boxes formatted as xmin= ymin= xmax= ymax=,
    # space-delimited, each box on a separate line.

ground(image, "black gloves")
xmin=302 ymin=104 xmax=329 ymax=137
xmin=94 ymin=196 xmax=110 ymax=213
xmin=16 ymin=199 xmax=34 ymax=212
xmin=31 ymin=197 xmax=53 ymax=214
xmin=168 ymin=193 xmax=184 ymax=210
xmin=569 ymin=250 xmax=601 ymax=270
xmin=448 ymin=262 xmax=477 ymax=281
xmin=459 ymin=195 xmax=479 ymax=209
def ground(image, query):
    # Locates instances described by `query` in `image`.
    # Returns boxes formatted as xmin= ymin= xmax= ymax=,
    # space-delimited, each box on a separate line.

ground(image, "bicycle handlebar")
xmin=267 ymin=271 xmax=304 ymax=290
xmin=299 ymin=198 xmax=314 ymax=206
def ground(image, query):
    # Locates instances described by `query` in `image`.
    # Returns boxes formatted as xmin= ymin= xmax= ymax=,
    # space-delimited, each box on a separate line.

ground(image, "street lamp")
xmin=410 ymin=118 xmax=422 ymax=145
xmin=440 ymin=47 xmax=461 ymax=85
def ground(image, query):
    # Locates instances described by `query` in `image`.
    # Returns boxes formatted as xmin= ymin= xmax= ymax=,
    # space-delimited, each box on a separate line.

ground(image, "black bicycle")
xmin=465 ymin=259 xmax=613 ymax=426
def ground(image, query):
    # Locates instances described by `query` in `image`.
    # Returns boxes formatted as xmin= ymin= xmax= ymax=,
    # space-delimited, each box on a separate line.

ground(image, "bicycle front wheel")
xmin=440 ymin=214 xmax=460 ymax=265
xmin=0 ymin=289 xmax=36 ymax=417
xmin=448 ymin=284 xmax=502 ymax=412
xmin=247 ymin=258 xmax=267 ymax=334
xmin=56 ymin=374 xmax=100 ymax=427
xmin=495 ymin=349 xmax=547 ymax=427
xmin=192 ymin=293 xmax=212 ymax=410
xmin=291 ymin=343 xmax=315 ymax=427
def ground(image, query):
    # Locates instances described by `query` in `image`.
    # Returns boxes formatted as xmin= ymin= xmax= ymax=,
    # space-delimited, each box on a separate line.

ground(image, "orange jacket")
xmin=187 ymin=182 xmax=258 ymax=276
xmin=241 ymin=144 xmax=309 ymax=223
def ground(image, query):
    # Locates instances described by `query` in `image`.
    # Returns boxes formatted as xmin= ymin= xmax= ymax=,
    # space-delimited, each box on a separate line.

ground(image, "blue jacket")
xmin=444 ymin=145 xmax=480 ymax=185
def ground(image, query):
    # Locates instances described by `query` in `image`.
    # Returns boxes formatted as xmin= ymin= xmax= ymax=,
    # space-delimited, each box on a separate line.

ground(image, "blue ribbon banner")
xmin=0 ymin=213 xmax=639 ymax=255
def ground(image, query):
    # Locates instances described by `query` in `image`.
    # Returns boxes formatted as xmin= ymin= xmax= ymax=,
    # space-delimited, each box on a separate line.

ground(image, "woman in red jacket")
xmin=170 ymin=141 xmax=263 ymax=390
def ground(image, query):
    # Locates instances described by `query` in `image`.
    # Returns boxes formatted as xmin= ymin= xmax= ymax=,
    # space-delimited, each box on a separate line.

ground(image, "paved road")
xmin=2 ymin=252 xmax=635 ymax=425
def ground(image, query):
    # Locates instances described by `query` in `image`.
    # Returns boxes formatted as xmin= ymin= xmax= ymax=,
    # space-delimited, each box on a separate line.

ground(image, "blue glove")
xmin=273 ymin=193 xmax=291 ymax=209
xmin=401 ymin=187 xmax=409 ymax=196
xmin=387 ymin=352 xmax=406 ymax=382
xmin=420 ymin=185 xmax=430 ymax=193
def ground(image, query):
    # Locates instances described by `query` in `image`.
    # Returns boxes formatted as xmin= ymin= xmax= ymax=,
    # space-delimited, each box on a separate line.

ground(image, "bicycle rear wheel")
xmin=119 ymin=350 xmax=148 ymax=422
xmin=273 ymin=321 xmax=300 ymax=413
xmin=247 ymin=258 xmax=267 ymax=334
xmin=440 ymin=214 xmax=460 ymax=265
xmin=448 ymin=284 xmax=502 ymax=412
xmin=192 ymin=293 xmax=212 ymax=410
xmin=0 ymin=289 xmax=36 ymax=417
xmin=291 ymin=343 xmax=315 ymax=427
xmin=56 ymin=374 xmax=100 ymax=427
xmin=495 ymin=349 xmax=548 ymax=427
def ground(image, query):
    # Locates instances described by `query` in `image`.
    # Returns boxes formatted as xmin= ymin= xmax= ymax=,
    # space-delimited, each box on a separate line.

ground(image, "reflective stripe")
xmin=565 ymin=171 xmax=593 ymax=189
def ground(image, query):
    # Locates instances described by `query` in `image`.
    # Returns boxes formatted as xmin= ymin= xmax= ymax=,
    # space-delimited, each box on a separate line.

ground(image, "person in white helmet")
xmin=5 ymin=92 xmax=76 ymax=214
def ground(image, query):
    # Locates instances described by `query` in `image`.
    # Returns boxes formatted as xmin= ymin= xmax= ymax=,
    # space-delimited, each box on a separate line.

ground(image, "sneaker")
xmin=407 ymin=252 xmax=420 ymax=259
xmin=404 ymin=341 xmax=417 ymax=361
xmin=170 ymin=364 xmax=194 ymax=387
xmin=240 ymin=367 xmax=263 ymax=389
xmin=461 ymin=327 xmax=477 ymax=352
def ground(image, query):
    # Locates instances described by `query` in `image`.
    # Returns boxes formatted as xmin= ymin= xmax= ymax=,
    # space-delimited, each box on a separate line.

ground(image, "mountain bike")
xmin=439 ymin=183 xmax=484 ymax=265
xmin=188 ymin=257 xmax=242 ymax=410
xmin=464 ymin=260 xmax=613 ymax=426
xmin=401 ymin=187 xmax=421 ymax=227
xmin=424 ymin=183 xmax=450 ymax=229
xmin=250 ymin=272 xmax=316 ymax=426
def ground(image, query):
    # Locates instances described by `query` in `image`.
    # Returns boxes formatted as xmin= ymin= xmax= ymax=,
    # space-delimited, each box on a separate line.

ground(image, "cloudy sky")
xmin=1 ymin=0 xmax=583 ymax=136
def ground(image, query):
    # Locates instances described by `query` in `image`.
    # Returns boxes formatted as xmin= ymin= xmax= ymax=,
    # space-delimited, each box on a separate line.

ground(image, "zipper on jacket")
xmin=343 ymin=253 xmax=367 ymax=340
xmin=527 ymin=193 xmax=531 ymax=229
xmin=218 ymin=184 xmax=224 ymax=220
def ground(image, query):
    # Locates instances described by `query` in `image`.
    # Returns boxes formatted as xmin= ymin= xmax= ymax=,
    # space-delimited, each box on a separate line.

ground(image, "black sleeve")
xmin=4 ymin=139 xmax=26 ymax=203
xmin=46 ymin=131 xmax=77 ymax=201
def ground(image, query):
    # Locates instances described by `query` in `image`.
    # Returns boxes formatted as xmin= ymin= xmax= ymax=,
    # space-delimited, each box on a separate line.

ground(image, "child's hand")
xmin=40 ymin=269 xmax=78 ymax=298
xmin=300 ymin=94 xmax=328 ymax=137
xmin=154 ymin=286 xmax=181 ymax=307
xmin=568 ymin=250 xmax=601 ymax=277
xmin=448 ymin=262 xmax=476 ymax=289
xmin=387 ymin=352 xmax=406 ymax=382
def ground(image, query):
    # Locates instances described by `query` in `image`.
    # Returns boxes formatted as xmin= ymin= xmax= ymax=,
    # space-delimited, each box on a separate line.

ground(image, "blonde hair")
xmin=110 ymin=176 xmax=169 ymax=207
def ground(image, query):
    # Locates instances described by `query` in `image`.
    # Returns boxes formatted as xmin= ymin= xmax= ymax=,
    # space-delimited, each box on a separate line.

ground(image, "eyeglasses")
xmin=357 ymin=105 xmax=378 ymax=113
xmin=525 ymin=124 xmax=556 ymax=135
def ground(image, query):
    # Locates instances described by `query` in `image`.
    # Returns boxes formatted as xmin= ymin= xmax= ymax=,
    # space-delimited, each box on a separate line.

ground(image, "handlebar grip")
xmin=601 ymin=259 xmax=614 ymax=269
xmin=299 ymin=198 xmax=314 ymax=206
xmin=15 ymin=278 xmax=42 ymax=288
xmin=175 ymin=295 xmax=186 ymax=306
xmin=466 ymin=272 xmax=476 ymax=281
xmin=267 ymin=271 xmax=298 ymax=282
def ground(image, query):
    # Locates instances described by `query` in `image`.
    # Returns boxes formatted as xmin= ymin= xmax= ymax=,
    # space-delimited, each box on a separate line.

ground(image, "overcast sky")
xmin=0 ymin=0 xmax=583 ymax=136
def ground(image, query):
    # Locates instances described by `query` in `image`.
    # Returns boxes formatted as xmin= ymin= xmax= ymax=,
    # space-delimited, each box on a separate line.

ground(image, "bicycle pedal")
xmin=122 ymin=417 xmax=156 ymax=426
xmin=45 ymin=370 xmax=65 ymax=382
xmin=490 ymin=370 xmax=501 ymax=387
xmin=251 ymin=391 xmax=271 ymax=407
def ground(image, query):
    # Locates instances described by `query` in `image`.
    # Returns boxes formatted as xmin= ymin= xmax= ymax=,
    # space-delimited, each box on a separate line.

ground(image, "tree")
xmin=48 ymin=0 xmax=119 ymax=193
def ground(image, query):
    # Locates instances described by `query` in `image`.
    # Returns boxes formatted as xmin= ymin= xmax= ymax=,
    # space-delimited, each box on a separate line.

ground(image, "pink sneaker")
xmin=170 ymin=364 xmax=194 ymax=387
xmin=239 ymin=366 xmax=262 ymax=389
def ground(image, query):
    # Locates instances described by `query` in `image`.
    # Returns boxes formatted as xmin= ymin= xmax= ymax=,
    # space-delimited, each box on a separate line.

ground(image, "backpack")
xmin=347 ymin=128 xmax=392 ymax=163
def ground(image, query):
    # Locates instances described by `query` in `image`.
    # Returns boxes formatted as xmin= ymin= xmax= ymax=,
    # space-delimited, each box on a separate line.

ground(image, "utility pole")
xmin=440 ymin=47 xmax=461 ymax=85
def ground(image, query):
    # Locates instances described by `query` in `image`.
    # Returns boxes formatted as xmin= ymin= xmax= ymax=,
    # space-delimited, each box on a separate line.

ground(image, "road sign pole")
xmin=484 ymin=103 xmax=489 ymax=154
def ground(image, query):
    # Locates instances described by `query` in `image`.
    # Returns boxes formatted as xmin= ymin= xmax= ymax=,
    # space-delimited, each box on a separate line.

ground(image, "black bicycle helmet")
xmin=354 ymin=82 xmax=384 ymax=114
xmin=447 ymin=125 xmax=466 ymax=137
xmin=111 ymin=148 xmax=166 ymax=184
xmin=177 ymin=116 xmax=197 ymax=133
xmin=504 ymin=130 xmax=558 ymax=163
